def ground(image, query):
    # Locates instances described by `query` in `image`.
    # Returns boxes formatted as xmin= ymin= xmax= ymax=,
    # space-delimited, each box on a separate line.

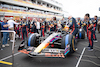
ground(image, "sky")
xmin=56 ymin=0 xmax=100 ymax=18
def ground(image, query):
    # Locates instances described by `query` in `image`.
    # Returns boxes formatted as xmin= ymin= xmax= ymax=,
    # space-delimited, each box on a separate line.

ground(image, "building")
xmin=0 ymin=0 xmax=63 ymax=21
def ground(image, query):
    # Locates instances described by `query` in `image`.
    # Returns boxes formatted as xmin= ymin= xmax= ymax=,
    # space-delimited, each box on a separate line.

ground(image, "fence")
xmin=0 ymin=30 xmax=16 ymax=67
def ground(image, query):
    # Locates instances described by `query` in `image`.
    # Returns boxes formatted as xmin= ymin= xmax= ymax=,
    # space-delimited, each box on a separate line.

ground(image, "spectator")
xmin=15 ymin=20 xmax=21 ymax=38
xmin=36 ymin=19 xmax=40 ymax=34
xmin=0 ymin=21 xmax=2 ymax=43
xmin=7 ymin=17 xmax=19 ymax=42
xmin=1 ymin=18 xmax=10 ymax=47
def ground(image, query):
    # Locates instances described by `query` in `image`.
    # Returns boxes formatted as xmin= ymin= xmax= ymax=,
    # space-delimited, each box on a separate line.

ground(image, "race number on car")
xmin=49 ymin=49 xmax=60 ymax=53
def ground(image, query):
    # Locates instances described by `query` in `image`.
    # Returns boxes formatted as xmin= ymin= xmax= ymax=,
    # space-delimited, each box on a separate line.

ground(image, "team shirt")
xmin=20 ymin=21 xmax=28 ymax=29
xmin=68 ymin=17 xmax=78 ymax=29
xmin=93 ymin=19 xmax=98 ymax=28
xmin=86 ymin=19 xmax=93 ymax=31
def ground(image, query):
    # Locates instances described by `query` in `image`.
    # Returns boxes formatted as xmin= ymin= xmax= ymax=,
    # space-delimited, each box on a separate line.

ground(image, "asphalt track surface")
xmin=0 ymin=32 xmax=100 ymax=67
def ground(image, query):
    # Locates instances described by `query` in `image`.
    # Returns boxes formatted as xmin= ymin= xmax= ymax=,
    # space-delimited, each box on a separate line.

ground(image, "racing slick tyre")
xmin=61 ymin=36 xmax=65 ymax=49
xmin=78 ymin=28 xmax=85 ymax=39
xmin=27 ymin=34 xmax=38 ymax=47
xmin=61 ymin=34 xmax=76 ymax=54
xmin=69 ymin=35 xmax=76 ymax=53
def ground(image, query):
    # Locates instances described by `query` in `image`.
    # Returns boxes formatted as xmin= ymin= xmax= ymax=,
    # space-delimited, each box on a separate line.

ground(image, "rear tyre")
xmin=78 ymin=29 xmax=85 ymax=39
xmin=61 ymin=36 xmax=65 ymax=49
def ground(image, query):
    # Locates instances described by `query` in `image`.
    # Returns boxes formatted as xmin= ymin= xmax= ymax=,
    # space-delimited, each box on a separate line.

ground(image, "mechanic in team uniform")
xmin=61 ymin=18 xmax=66 ymax=28
xmin=93 ymin=16 xmax=98 ymax=42
xmin=49 ymin=19 xmax=55 ymax=32
xmin=84 ymin=14 xmax=94 ymax=51
xmin=43 ymin=18 xmax=47 ymax=33
xmin=53 ymin=17 xmax=57 ymax=32
xmin=83 ymin=17 xmax=89 ymax=39
xmin=77 ymin=18 xmax=83 ymax=28
xmin=20 ymin=17 xmax=28 ymax=40
xmin=30 ymin=18 xmax=37 ymax=33
xmin=68 ymin=16 xmax=78 ymax=36
xmin=41 ymin=19 xmax=45 ymax=37
xmin=27 ymin=20 xmax=31 ymax=32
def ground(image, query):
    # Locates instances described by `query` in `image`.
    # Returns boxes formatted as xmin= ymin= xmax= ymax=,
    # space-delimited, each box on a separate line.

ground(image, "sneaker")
xmin=86 ymin=46 xmax=90 ymax=49
xmin=5 ymin=44 xmax=9 ymax=47
xmin=94 ymin=40 xmax=98 ymax=43
xmin=10 ymin=40 xmax=13 ymax=42
xmin=88 ymin=49 xmax=93 ymax=51
xmin=8 ymin=38 xmax=10 ymax=40
xmin=75 ymin=48 xmax=78 ymax=51
xmin=2 ymin=45 xmax=5 ymax=47
xmin=16 ymin=35 xmax=19 ymax=38
xmin=10 ymin=40 xmax=16 ymax=42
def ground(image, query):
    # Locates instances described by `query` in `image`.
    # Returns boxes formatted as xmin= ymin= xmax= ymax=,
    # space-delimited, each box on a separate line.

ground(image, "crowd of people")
xmin=0 ymin=16 xmax=59 ymax=47
xmin=0 ymin=14 xmax=100 ymax=51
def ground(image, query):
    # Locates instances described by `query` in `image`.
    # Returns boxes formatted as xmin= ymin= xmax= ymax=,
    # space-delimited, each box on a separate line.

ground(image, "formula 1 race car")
xmin=18 ymin=27 xmax=85 ymax=58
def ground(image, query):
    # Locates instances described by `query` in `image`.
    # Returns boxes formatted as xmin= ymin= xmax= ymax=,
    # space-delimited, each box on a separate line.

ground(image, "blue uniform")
xmin=20 ymin=21 xmax=28 ymax=40
xmin=83 ymin=20 xmax=89 ymax=38
xmin=54 ymin=20 xmax=57 ymax=32
xmin=69 ymin=17 xmax=78 ymax=36
xmin=77 ymin=20 xmax=82 ymax=28
xmin=83 ymin=20 xmax=87 ymax=32
xmin=49 ymin=21 xmax=55 ymax=32
xmin=93 ymin=19 xmax=97 ymax=40
xmin=87 ymin=19 xmax=94 ymax=49
xmin=41 ymin=21 xmax=45 ymax=37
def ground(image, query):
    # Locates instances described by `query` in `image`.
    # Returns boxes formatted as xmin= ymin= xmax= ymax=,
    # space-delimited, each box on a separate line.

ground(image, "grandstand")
xmin=0 ymin=0 xmax=63 ymax=21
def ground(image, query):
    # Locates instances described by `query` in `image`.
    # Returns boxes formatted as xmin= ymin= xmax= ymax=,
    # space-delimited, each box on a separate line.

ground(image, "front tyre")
xmin=61 ymin=34 xmax=76 ymax=55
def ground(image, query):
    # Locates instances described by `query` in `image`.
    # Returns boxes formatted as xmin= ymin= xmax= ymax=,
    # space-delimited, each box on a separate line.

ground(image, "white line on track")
xmin=0 ymin=52 xmax=21 ymax=61
xmin=75 ymin=47 xmax=86 ymax=67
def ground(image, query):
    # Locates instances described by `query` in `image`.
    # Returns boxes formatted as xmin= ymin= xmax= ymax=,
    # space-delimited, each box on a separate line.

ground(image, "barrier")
xmin=0 ymin=30 xmax=16 ymax=67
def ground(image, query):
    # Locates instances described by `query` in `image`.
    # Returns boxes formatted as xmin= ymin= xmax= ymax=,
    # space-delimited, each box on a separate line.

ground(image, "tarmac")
xmin=0 ymin=32 xmax=100 ymax=67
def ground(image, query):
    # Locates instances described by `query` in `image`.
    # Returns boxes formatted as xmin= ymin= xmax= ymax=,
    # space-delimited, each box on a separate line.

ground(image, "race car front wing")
xmin=18 ymin=43 xmax=70 ymax=58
